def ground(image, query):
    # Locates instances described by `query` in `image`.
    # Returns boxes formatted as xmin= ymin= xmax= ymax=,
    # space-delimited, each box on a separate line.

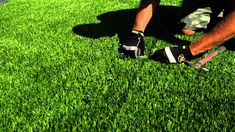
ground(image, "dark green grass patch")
xmin=0 ymin=0 xmax=234 ymax=131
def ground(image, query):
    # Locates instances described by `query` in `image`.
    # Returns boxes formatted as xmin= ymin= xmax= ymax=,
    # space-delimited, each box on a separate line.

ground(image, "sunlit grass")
xmin=0 ymin=0 xmax=234 ymax=131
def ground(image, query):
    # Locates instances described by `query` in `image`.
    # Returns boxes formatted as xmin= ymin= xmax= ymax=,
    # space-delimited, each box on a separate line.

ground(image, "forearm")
xmin=133 ymin=0 xmax=160 ymax=32
xmin=189 ymin=10 xmax=235 ymax=55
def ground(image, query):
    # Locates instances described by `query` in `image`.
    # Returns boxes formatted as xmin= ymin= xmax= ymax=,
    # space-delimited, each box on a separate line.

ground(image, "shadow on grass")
xmin=72 ymin=5 xmax=190 ymax=45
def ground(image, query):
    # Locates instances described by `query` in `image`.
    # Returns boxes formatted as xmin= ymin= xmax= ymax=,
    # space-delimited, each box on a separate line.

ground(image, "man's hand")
xmin=149 ymin=45 xmax=195 ymax=64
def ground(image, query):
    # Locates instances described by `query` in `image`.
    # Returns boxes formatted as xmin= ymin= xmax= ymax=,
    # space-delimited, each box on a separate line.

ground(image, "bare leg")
xmin=120 ymin=0 xmax=160 ymax=58
xmin=132 ymin=0 xmax=160 ymax=32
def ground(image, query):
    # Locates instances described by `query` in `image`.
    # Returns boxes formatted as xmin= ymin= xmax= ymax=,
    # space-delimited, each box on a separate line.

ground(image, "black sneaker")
xmin=149 ymin=45 xmax=194 ymax=63
xmin=120 ymin=30 xmax=145 ymax=58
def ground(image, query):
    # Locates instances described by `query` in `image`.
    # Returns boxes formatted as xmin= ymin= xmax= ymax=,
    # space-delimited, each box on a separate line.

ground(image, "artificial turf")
xmin=0 ymin=0 xmax=234 ymax=131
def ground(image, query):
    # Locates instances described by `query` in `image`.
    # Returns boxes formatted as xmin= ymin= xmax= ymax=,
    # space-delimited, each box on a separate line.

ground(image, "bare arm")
xmin=189 ymin=10 xmax=235 ymax=55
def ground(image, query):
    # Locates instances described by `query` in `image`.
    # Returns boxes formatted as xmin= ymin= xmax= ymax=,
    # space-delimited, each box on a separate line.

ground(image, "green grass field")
xmin=0 ymin=0 xmax=234 ymax=131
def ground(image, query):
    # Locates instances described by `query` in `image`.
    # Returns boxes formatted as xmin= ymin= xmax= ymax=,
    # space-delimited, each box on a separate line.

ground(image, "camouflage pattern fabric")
xmin=178 ymin=0 xmax=231 ymax=31
xmin=0 ymin=0 xmax=9 ymax=5
xmin=180 ymin=7 xmax=212 ymax=30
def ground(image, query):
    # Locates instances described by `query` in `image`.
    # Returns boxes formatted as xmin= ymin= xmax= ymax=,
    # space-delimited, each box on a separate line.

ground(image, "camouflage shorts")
xmin=178 ymin=0 xmax=226 ymax=30
xmin=0 ymin=0 xmax=9 ymax=5
xmin=180 ymin=7 xmax=213 ymax=30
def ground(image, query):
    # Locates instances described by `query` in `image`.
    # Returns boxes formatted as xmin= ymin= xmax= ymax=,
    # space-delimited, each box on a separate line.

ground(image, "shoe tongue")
xmin=131 ymin=30 xmax=144 ymax=37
